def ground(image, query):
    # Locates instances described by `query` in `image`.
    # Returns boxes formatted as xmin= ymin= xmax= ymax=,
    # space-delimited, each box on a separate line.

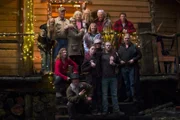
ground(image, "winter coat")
xmin=94 ymin=18 xmax=112 ymax=33
xmin=117 ymin=42 xmax=142 ymax=67
xmin=113 ymin=19 xmax=136 ymax=33
xmin=67 ymin=27 xmax=84 ymax=56
xmin=83 ymin=32 xmax=101 ymax=53
xmin=54 ymin=58 xmax=78 ymax=80
xmin=66 ymin=82 xmax=93 ymax=103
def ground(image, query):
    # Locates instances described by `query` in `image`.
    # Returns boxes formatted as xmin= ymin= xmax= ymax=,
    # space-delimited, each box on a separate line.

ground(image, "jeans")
xmin=121 ymin=67 xmax=135 ymax=97
xmin=91 ymin=77 xmax=102 ymax=112
xmin=53 ymin=38 xmax=68 ymax=59
xmin=102 ymin=77 xmax=119 ymax=113
xmin=40 ymin=50 xmax=51 ymax=73
xmin=54 ymin=75 xmax=67 ymax=97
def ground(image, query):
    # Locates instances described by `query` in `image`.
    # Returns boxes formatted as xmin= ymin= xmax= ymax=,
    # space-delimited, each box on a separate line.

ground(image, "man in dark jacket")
xmin=66 ymin=73 xmax=92 ymax=120
xmin=101 ymin=42 xmax=124 ymax=115
xmin=118 ymin=33 xmax=142 ymax=102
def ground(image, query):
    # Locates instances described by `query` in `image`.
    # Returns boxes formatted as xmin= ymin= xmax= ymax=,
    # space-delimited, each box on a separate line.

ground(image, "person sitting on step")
xmin=54 ymin=48 xmax=78 ymax=108
xmin=66 ymin=73 xmax=93 ymax=120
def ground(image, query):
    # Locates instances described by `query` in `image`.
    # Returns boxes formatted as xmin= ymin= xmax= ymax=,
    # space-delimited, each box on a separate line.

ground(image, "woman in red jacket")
xmin=54 ymin=48 xmax=78 ymax=106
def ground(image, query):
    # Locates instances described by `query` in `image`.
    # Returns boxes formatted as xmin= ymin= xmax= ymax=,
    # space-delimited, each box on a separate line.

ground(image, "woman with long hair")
xmin=83 ymin=23 xmax=101 ymax=55
xmin=54 ymin=48 xmax=78 ymax=106
xmin=73 ymin=11 xmax=83 ymax=31
xmin=82 ymin=8 xmax=93 ymax=33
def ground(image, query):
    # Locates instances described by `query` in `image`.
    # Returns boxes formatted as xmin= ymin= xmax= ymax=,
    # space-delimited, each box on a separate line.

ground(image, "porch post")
xmin=149 ymin=0 xmax=159 ymax=73
xmin=23 ymin=0 xmax=34 ymax=76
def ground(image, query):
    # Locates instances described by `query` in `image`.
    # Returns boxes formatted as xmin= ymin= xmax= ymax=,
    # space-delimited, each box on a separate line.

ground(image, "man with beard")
xmin=66 ymin=73 xmax=92 ymax=120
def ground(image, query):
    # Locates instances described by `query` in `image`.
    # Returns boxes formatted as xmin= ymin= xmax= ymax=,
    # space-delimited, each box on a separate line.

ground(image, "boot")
xmin=55 ymin=97 xmax=63 ymax=108
xmin=124 ymin=97 xmax=132 ymax=102
xmin=133 ymin=97 xmax=138 ymax=103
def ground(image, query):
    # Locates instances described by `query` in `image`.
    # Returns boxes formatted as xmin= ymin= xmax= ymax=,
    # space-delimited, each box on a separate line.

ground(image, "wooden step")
xmin=56 ymin=102 xmax=140 ymax=116
xmin=119 ymin=102 xmax=139 ymax=116
xmin=55 ymin=114 xmax=152 ymax=120
xmin=55 ymin=114 xmax=129 ymax=120
xmin=129 ymin=116 xmax=152 ymax=120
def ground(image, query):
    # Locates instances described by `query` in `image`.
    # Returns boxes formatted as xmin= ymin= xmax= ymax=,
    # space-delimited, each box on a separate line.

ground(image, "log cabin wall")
xmin=154 ymin=0 xmax=180 ymax=55
xmin=33 ymin=0 xmax=48 ymax=72
xmin=87 ymin=0 xmax=151 ymax=31
xmin=0 ymin=0 xmax=19 ymax=75
xmin=33 ymin=0 xmax=151 ymax=72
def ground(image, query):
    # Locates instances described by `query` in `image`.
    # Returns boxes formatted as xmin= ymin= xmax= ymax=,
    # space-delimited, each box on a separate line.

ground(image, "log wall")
xmin=154 ymin=0 xmax=180 ymax=55
xmin=33 ymin=0 xmax=48 ymax=72
xmin=0 ymin=0 xmax=19 ymax=75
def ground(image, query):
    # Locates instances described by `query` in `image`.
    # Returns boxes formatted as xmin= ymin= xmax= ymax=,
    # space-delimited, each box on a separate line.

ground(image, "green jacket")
xmin=66 ymin=82 xmax=93 ymax=103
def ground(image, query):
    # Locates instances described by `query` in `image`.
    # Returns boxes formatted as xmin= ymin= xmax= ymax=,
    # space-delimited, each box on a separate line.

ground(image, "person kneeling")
xmin=66 ymin=73 xmax=93 ymax=120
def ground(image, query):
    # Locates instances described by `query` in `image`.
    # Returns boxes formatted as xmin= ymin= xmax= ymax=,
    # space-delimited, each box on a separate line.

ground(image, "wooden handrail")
xmin=139 ymin=31 xmax=180 ymax=39
xmin=0 ymin=33 xmax=34 ymax=36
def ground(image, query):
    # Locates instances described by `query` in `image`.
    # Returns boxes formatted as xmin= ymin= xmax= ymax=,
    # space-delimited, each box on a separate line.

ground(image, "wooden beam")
xmin=0 ymin=50 xmax=18 ymax=57
xmin=0 ymin=70 xmax=18 ymax=76
xmin=139 ymin=31 xmax=177 ymax=39
xmin=88 ymin=5 xmax=150 ymax=12
xmin=91 ymin=0 xmax=149 ymax=7
xmin=0 ymin=58 xmax=18 ymax=64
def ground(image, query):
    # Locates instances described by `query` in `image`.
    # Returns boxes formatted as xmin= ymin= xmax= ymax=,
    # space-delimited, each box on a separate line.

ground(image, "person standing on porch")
xmin=67 ymin=17 xmax=84 ymax=74
xmin=101 ymin=42 xmax=124 ymax=115
xmin=53 ymin=7 xmax=70 ymax=59
xmin=94 ymin=10 xmax=112 ymax=33
xmin=113 ymin=13 xmax=136 ymax=45
xmin=83 ymin=23 xmax=101 ymax=55
xmin=37 ymin=23 xmax=55 ymax=75
xmin=73 ymin=11 xmax=84 ymax=31
xmin=117 ymin=33 xmax=142 ymax=102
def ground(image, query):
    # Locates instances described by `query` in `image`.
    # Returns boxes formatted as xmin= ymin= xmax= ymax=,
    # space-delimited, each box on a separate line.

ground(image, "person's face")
xmin=61 ymin=50 xmax=67 ymax=59
xmin=95 ymin=43 xmax=101 ymax=48
xmin=90 ymin=24 xmax=97 ymax=33
xmin=72 ymin=79 xmax=79 ymax=86
xmin=89 ymin=46 xmax=95 ymax=55
xmin=59 ymin=11 xmax=65 ymax=18
xmin=98 ymin=12 xmax=104 ymax=21
xmin=124 ymin=34 xmax=130 ymax=44
xmin=105 ymin=42 xmax=112 ymax=52
xmin=76 ymin=14 xmax=82 ymax=21
xmin=70 ymin=19 xmax=76 ymax=26
xmin=120 ymin=14 xmax=126 ymax=22
xmin=84 ymin=12 xmax=89 ymax=18
xmin=40 ymin=29 xmax=46 ymax=37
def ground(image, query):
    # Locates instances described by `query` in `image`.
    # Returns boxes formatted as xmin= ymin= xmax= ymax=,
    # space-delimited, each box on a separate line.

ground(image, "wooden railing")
xmin=0 ymin=33 xmax=35 ymax=76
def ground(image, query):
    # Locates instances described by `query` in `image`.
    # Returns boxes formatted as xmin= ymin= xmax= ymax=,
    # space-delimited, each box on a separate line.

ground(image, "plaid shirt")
xmin=113 ymin=19 xmax=136 ymax=33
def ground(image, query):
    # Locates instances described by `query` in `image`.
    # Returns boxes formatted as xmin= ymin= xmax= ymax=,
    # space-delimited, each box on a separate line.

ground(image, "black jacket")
xmin=118 ymin=42 xmax=142 ymax=67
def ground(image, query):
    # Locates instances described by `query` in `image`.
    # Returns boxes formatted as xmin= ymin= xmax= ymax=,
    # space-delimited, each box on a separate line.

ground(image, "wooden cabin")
xmin=0 ymin=0 xmax=180 ymax=76
xmin=0 ymin=1 xmax=180 ymax=120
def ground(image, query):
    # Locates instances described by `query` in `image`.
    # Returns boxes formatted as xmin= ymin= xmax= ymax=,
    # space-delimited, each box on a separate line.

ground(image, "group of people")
xmin=37 ymin=6 xmax=142 ymax=120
